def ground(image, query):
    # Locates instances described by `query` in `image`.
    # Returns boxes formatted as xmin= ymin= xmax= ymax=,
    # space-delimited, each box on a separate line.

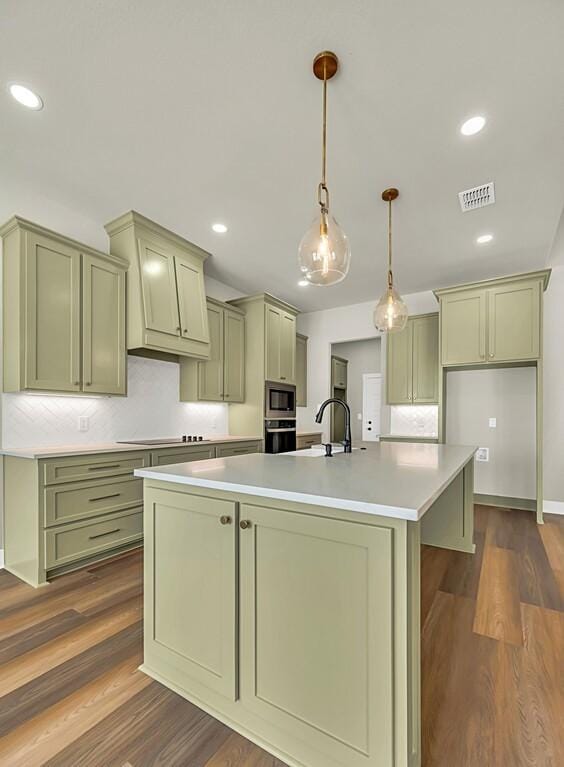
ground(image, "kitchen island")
xmin=136 ymin=442 xmax=476 ymax=767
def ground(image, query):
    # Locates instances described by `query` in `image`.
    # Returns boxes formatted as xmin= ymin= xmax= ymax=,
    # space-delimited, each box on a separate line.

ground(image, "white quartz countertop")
xmin=135 ymin=442 xmax=477 ymax=521
xmin=0 ymin=435 xmax=263 ymax=460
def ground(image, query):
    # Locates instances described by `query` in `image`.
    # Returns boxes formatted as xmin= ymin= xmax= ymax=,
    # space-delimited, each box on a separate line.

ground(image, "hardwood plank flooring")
xmin=0 ymin=507 xmax=562 ymax=766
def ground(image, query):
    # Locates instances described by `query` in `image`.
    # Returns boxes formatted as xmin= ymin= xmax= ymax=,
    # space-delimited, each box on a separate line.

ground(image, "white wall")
xmin=331 ymin=338 xmax=381 ymax=441
xmin=296 ymin=291 xmax=438 ymax=438
xmin=543 ymin=265 xmax=564 ymax=507
xmin=446 ymin=367 xmax=537 ymax=499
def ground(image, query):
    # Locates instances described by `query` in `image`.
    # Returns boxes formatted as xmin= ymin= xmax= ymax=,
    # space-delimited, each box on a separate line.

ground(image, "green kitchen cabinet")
xmin=179 ymin=299 xmax=245 ymax=403
xmin=265 ymin=303 xmax=296 ymax=384
xmin=331 ymin=356 xmax=348 ymax=389
xmin=105 ymin=211 xmax=210 ymax=360
xmin=436 ymin=271 xmax=549 ymax=367
xmin=0 ymin=217 xmax=127 ymax=395
xmin=296 ymin=333 xmax=308 ymax=407
xmin=82 ymin=255 xmax=126 ymax=394
xmin=143 ymin=487 xmax=238 ymax=701
xmin=386 ymin=313 xmax=438 ymax=405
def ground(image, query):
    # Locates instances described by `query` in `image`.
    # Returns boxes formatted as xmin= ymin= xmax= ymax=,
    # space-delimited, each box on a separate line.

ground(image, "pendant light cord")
xmin=387 ymin=199 xmax=393 ymax=289
xmin=318 ymin=62 xmax=329 ymax=211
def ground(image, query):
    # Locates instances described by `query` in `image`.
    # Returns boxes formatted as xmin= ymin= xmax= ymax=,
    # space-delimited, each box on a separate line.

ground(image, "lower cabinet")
xmin=142 ymin=488 xmax=402 ymax=767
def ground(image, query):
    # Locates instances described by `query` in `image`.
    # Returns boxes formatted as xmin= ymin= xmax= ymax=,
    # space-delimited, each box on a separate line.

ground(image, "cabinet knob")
xmin=239 ymin=520 xmax=252 ymax=530
xmin=176 ymin=326 xmax=181 ymax=332
xmin=183 ymin=328 xmax=188 ymax=333
xmin=74 ymin=381 xmax=80 ymax=386
xmin=225 ymin=393 xmax=230 ymax=398
xmin=85 ymin=382 xmax=91 ymax=386
xmin=489 ymin=353 xmax=494 ymax=358
xmin=220 ymin=515 xmax=232 ymax=525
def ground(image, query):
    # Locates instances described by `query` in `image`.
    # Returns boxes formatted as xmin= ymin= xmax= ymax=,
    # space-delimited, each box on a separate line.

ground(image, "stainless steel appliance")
xmin=264 ymin=419 xmax=296 ymax=454
xmin=265 ymin=381 xmax=296 ymax=419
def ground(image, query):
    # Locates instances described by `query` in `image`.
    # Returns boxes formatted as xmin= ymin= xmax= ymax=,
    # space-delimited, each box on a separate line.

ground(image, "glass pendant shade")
xmin=373 ymin=285 xmax=408 ymax=333
xmin=298 ymin=210 xmax=351 ymax=286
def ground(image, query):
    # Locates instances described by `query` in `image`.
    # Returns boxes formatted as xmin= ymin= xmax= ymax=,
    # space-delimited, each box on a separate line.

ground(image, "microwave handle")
xmin=265 ymin=428 xmax=297 ymax=433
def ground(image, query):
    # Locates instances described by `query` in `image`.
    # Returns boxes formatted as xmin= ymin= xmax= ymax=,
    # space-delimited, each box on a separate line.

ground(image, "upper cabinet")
xmin=386 ymin=313 xmax=439 ymax=405
xmin=1 ymin=217 xmax=127 ymax=395
xmin=179 ymin=299 xmax=245 ymax=403
xmin=436 ymin=271 xmax=550 ymax=367
xmin=263 ymin=301 xmax=297 ymax=384
xmin=331 ymin=356 xmax=348 ymax=389
xmin=296 ymin=333 xmax=308 ymax=407
xmin=105 ymin=211 xmax=210 ymax=360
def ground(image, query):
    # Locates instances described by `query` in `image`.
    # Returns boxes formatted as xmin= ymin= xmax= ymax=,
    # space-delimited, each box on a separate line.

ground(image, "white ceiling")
xmin=1 ymin=0 xmax=564 ymax=312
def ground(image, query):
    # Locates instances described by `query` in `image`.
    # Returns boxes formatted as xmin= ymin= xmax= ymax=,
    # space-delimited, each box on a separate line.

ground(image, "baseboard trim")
xmin=0 ymin=549 xmax=4 ymax=569
xmin=474 ymin=494 xmax=536 ymax=512
xmin=543 ymin=500 xmax=564 ymax=516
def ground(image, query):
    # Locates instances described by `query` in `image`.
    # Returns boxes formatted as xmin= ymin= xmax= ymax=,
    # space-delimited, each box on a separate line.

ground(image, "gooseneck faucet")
xmin=315 ymin=398 xmax=352 ymax=453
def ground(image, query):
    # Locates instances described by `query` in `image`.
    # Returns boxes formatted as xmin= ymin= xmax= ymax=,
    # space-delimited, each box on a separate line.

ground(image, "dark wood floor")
xmin=0 ymin=505 xmax=562 ymax=766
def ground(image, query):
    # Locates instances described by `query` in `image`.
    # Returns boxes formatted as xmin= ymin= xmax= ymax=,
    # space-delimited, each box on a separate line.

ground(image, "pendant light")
xmin=298 ymin=51 xmax=350 ymax=286
xmin=373 ymin=188 xmax=408 ymax=333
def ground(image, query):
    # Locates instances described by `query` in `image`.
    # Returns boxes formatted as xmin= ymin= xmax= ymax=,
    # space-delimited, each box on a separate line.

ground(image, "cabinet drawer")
xmin=151 ymin=446 xmax=215 ymax=467
xmin=43 ymin=452 xmax=149 ymax=485
xmin=44 ymin=476 xmax=143 ymax=528
xmin=215 ymin=442 xmax=261 ymax=458
xmin=45 ymin=509 xmax=143 ymax=569
xmin=296 ymin=435 xmax=321 ymax=450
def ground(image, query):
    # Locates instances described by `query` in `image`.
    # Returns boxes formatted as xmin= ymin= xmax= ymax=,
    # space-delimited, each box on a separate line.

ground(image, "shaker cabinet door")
xmin=144 ymin=488 xmax=237 ymax=701
xmin=265 ymin=304 xmax=281 ymax=382
xmin=24 ymin=231 xmax=81 ymax=392
xmin=198 ymin=303 xmax=224 ymax=401
xmin=279 ymin=311 xmax=296 ymax=383
xmin=440 ymin=289 xmax=487 ymax=366
xmin=82 ymin=255 xmax=126 ymax=395
xmin=224 ymin=309 xmax=245 ymax=402
xmin=138 ymin=238 xmax=181 ymax=337
xmin=238 ymin=503 xmax=395 ymax=767
xmin=412 ymin=314 xmax=438 ymax=403
xmin=386 ymin=322 xmax=412 ymax=404
xmin=175 ymin=256 xmax=209 ymax=344
xmin=487 ymin=280 xmax=540 ymax=362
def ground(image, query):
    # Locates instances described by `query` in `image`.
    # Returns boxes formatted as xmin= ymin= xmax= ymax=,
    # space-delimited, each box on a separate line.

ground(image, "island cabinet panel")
xmin=239 ymin=504 xmax=395 ymax=767
xmin=487 ymin=279 xmax=540 ymax=362
xmin=25 ymin=231 xmax=82 ymax=392
xmin=144 ymin=488 xmax=237 ymax=701
xmin=440 ymin=288 xmax=486 ymax=366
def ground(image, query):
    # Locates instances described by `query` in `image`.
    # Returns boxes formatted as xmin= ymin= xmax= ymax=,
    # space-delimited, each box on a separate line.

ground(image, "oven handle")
xmin=265 ymin=428 xmax=297 ymax=433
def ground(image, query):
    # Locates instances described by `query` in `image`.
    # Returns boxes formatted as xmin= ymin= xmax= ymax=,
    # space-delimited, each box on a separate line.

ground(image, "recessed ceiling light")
xmin=460 ymin=115 xmax=486 ymax=136
xmin=476 ymin=233 xmax=493 ymax=244
xmin=212 ymin=223 xmax=228 ymax=234
xmin=298 ymin=279 xmax=309 ymax=287
xmin=9 ymin=83 xmax=43 ymax=110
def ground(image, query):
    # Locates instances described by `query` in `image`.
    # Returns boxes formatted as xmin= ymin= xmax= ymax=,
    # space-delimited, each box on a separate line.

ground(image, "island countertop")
xmin=135 ymin=441 xmax=476 ymax=521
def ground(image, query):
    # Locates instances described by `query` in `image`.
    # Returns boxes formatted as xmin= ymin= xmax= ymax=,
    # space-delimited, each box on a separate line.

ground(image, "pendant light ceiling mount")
xmin=312 ymin=51 xmax=339 ymax=80
xmin=381 ymin=187 xmax=399 ymax=203
xmin=297 ymin=50 xmax=351 ymax=287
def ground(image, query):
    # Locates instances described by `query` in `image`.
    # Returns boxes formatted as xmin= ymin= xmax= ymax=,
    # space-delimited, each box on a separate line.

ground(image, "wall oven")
xmin=264 ymin=419 xmax=297 ymax=454
xmin=265 ymin=381 xmax=296 ymax=419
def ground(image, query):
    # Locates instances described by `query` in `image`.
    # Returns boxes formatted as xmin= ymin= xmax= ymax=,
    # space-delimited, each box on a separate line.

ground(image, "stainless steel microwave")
xmin=265 ymin=381 xmax=296 ymax=419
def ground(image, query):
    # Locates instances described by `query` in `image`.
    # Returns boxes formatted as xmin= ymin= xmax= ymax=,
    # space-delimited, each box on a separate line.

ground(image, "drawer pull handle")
xmin=89 ymin=493 xmax=121 ymax=503
xmin=88 ymin=465 xmax=121 ymax=471
xmin=89 ymin=528 xmax=121 ymax=540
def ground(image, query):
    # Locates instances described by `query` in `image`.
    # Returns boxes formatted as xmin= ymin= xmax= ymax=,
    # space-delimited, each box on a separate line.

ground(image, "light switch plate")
xmin=78 ymin=416 xmax=89 ymax=432
xmin=476 ymin=447 xmax=489 ymax=462
xmin=489 ymin=417 xmax=497 ymax=428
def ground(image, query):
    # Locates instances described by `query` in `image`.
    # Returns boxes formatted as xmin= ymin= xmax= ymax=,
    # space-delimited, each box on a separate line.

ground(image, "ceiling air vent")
xmin=458 ymin=181 xmax=495 ymax=212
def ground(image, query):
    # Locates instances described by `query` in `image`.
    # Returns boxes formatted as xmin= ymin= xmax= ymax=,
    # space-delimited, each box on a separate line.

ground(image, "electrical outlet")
xmin=489 ymin=417 xmax=497 ymax=428
xmin=476 ymin=447 xmax=489 ymax=462
xmin=78 ymin=416 xmax=89 ymax=432
xmin=357 ymin=413 xmax=362 ymax=421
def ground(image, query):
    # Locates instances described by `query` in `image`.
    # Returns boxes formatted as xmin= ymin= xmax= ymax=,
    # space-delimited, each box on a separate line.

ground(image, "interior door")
xmin=265 ymin=304 xmax=281 ymax=382
xmin=412 ymin=314 xmax=438 ymax=403
xmin=138 ymin=238 xmax=180 ymax=336
xmin=239 ymin=503 xmax=395 ymax=767
xmin=487 ymin=280 xmax=540 ymax=362
xmin=198 ymin=303 xmax=224 ymax=401
xmin=144 ymin=487 xmax=237 ymax=701
xmin=175 ymin=256 xmax=209 ymax=344
xmin=82 ymin=255 xmax=126 ymax=395
xmin=24 ymin=231 xmax=81 ymax=392
xmin=279 ymin=311 xmax=296 ymax=383
xmin=223 ymin=308 xmax=245 ymax=402
xmin=362 ymin=373 xmax=382 ymax=441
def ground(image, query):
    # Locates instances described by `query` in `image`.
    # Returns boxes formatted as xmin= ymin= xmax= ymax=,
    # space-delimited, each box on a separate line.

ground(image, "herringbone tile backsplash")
xmin=2 ymin=356 xmax=229 ymax=448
